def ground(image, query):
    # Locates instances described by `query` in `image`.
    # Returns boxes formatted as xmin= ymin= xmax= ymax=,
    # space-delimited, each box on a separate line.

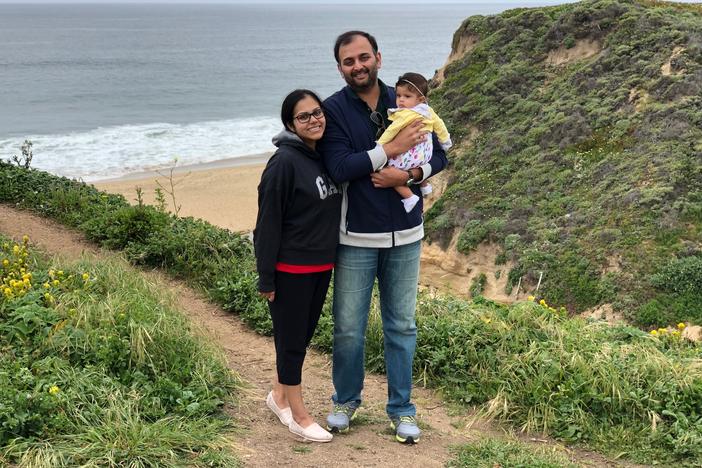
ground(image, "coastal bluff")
xmin=423 ymin=0 xmax=702 ymax=327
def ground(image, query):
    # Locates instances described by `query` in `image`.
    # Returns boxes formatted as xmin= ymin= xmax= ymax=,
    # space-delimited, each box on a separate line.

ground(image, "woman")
xmin=254 ymin=89 xmax=341 ymax=443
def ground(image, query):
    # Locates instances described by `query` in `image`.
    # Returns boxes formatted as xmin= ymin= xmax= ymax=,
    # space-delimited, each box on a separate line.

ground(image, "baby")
xmin=378 ymin=72 xmax=452 ymax=213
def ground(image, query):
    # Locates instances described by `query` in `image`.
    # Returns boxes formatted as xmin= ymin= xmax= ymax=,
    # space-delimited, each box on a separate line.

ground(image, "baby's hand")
xmin=383 ymin=120 xmax=426 ymax=158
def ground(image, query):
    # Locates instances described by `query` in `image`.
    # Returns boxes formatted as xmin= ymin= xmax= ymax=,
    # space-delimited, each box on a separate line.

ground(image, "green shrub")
xmin=635 ymin=293 xmax=702 ymax=327
xmin=457 ymin=220 xmax=488 ymax=253
xmin=636 ymin=256 xmax=702 ymax=326
xmin=457 ymin=218 xmax=505 ymax=253
xmin=651 ymin=255 xmax=702 ymax=296
xmin=470 ymin=273 xmax=487 ymax=298
xmin=81 ymin=204 xmax=170 ymax=250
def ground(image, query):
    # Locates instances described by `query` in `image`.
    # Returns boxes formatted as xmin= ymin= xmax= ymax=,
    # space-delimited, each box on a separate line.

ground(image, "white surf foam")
xmin=0 ymin=117 xmax=281 ymax=181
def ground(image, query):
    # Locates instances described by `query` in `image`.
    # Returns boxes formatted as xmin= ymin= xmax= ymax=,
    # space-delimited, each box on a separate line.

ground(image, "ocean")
xmin=0 ymin=2 xmax=550 ymax=181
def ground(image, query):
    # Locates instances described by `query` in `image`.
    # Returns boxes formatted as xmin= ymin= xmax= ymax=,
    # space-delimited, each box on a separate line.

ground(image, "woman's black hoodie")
xmin=254 ymin=130 xmax=342 ymax=292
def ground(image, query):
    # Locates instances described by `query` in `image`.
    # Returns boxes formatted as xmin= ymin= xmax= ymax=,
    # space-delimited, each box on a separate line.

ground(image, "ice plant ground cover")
xmin=0 ymin=235 xmax=239 ymax=467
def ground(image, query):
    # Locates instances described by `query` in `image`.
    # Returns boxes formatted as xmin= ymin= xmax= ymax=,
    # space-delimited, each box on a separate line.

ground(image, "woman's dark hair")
xmin=280 ymin=89 xmax=323 ymax=131
xmin=395 ymin=72 xmax=429 ymax=98
xmin=334 ymin=30 xmax=378 ymax=63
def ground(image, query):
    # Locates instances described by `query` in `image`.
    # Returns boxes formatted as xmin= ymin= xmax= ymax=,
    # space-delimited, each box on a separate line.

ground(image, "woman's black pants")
xmin=268 ymin=269 xmax=332 ymax=385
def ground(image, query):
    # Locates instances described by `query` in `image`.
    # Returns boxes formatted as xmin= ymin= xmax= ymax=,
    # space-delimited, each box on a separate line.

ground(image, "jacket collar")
xmin=271 ymin=129 xmax=320 ymax=160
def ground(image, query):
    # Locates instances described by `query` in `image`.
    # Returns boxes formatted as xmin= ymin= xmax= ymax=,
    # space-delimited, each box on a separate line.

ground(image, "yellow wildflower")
xmin=43 ymin=283 xmax=50 ymax=289
xmin=677 ymin=322 xmax=686 ymax=330
xmin=658 ymin=328 xmax=667 ymax=334
xmin=650 ymin=330 xmax=658 ymax=336
xmin=2 ymin=259 xmax=8 ymax=267
xmin=539 ymin=299 xmax=546 ymax=306
xmin=48 ymin=386 xmax=60 ymax=395
xmin=82 ymin=273 xmax=89 ymax=281
xmin=52 ymin=280 xmax=60 ymax=286
xmin=22 ymin=235 xmax=29 ymax=244
xmin=527 ymin=295 xmax=535 ymax=301
xmin=57 ymin=270 xmax=64 ymax=276
xmin=12 ymin=245 xmax=20 ymax=255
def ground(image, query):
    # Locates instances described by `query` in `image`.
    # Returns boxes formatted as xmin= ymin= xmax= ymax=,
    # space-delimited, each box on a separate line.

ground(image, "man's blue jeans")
xmin=331 ymin=240 xmax=420 ymax=418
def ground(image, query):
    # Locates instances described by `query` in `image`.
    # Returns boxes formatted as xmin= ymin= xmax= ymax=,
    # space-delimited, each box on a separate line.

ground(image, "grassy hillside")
xmin=427 ymin=0 xmax=702 ymax=326
xmin=2 ymin=162 xmax=701 ymax=464
xmin=0 ymin=236 xmax=238 ymax=466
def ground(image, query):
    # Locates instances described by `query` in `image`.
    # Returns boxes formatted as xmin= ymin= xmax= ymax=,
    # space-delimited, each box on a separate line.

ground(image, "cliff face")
xmin=426 ymin=0 xmax=702 ymax=326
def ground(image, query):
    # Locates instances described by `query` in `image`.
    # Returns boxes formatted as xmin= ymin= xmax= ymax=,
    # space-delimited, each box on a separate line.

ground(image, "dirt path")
xmin=1 ymin=205 xmax=630 ymax=467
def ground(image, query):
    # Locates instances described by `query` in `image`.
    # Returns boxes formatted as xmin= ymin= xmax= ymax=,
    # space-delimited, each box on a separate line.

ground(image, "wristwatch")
xmin=406 ymin=170 xmax=416 ymax=186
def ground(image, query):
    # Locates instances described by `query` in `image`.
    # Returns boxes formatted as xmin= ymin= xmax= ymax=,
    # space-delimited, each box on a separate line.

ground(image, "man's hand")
xmin=259 ymin=291 xmax=275 ymax=302
xmin=371 ymin=167 xmax=418 ymax=188
xmin=382 ymin=119 xmax=427 ymax=159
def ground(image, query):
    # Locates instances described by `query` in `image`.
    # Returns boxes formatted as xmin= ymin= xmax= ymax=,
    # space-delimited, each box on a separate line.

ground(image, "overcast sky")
xmin=0 ymin=0 xmax=568 ymax=3
xmin=0 ymin=0 xmax=581 ymax=3
xmin=0 ymin=0 xmax=698 ymax=3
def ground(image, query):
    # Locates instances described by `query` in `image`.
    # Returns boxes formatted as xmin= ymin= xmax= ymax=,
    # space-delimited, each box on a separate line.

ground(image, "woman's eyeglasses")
xmin=294 ymin=107 xmax=324 ymax=124
xmin=370 ymin=111 xmax=386 ymax=139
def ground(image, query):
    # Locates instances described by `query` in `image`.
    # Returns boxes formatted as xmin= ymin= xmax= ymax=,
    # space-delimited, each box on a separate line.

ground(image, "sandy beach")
xmin=94 ymin=153 xmax=271 ymax=233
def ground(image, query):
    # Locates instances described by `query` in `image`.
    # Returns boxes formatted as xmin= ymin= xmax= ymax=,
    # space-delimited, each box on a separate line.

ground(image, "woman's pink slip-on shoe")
xmin=266 ymin=391 xmax=292 ymax=426
xmin=288 ymin=419 xmax=333 ymax=443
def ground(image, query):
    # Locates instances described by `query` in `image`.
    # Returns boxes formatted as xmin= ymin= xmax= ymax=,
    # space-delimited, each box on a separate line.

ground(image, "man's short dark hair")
xmin=334 ymin=30 xmax=378 ymax=64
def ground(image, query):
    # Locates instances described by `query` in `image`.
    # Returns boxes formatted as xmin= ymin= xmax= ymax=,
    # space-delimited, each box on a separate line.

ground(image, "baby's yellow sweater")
xmin=377 ymin=104 xmax=452 ymax=149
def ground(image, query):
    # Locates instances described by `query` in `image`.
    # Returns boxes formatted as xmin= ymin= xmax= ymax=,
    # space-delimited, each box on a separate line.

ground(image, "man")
xmin=317 ymin=30 xmax=448 ymax=444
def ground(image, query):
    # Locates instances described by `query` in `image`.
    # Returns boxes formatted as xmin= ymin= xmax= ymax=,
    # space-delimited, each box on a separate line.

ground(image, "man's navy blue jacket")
xmin=318 ymin=81 xmax=448 ymax=248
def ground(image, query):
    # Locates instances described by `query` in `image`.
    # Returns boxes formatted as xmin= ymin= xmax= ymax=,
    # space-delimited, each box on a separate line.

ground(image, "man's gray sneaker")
xmin=390 ymin=415 xmax=421 ymax=444
xmin=326 ymin=403 xmax=358 ymax=433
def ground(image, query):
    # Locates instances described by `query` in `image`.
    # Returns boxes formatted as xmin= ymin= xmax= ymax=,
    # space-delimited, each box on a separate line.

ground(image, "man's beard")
xmin=344 ymin=65 xmax=378 ymax=92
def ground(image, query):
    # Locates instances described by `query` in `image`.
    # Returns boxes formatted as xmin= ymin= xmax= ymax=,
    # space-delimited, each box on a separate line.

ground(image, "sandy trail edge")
xmin=1 ymin=205 xmax=632 ymax=467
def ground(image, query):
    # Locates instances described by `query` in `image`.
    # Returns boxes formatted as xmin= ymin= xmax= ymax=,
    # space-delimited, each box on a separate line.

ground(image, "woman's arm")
xmin=253 ymin=155 xmax=291 ymax=296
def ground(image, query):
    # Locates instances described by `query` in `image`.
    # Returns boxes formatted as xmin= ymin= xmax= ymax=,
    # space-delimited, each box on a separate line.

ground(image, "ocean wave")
xmin=0 ymin=117 xmax=280 ymax=181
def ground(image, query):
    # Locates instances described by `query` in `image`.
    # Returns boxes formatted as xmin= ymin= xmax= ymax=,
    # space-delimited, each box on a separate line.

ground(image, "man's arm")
xmin=370 ymin=132 xmax=448 ymax=188
xmin=418 ymin=132 xmax=449 ymax=182
xmin=319 ymin=103 xmax=428 ymax=184
xmin=318 ymin=105 xmax=386 ymax=184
